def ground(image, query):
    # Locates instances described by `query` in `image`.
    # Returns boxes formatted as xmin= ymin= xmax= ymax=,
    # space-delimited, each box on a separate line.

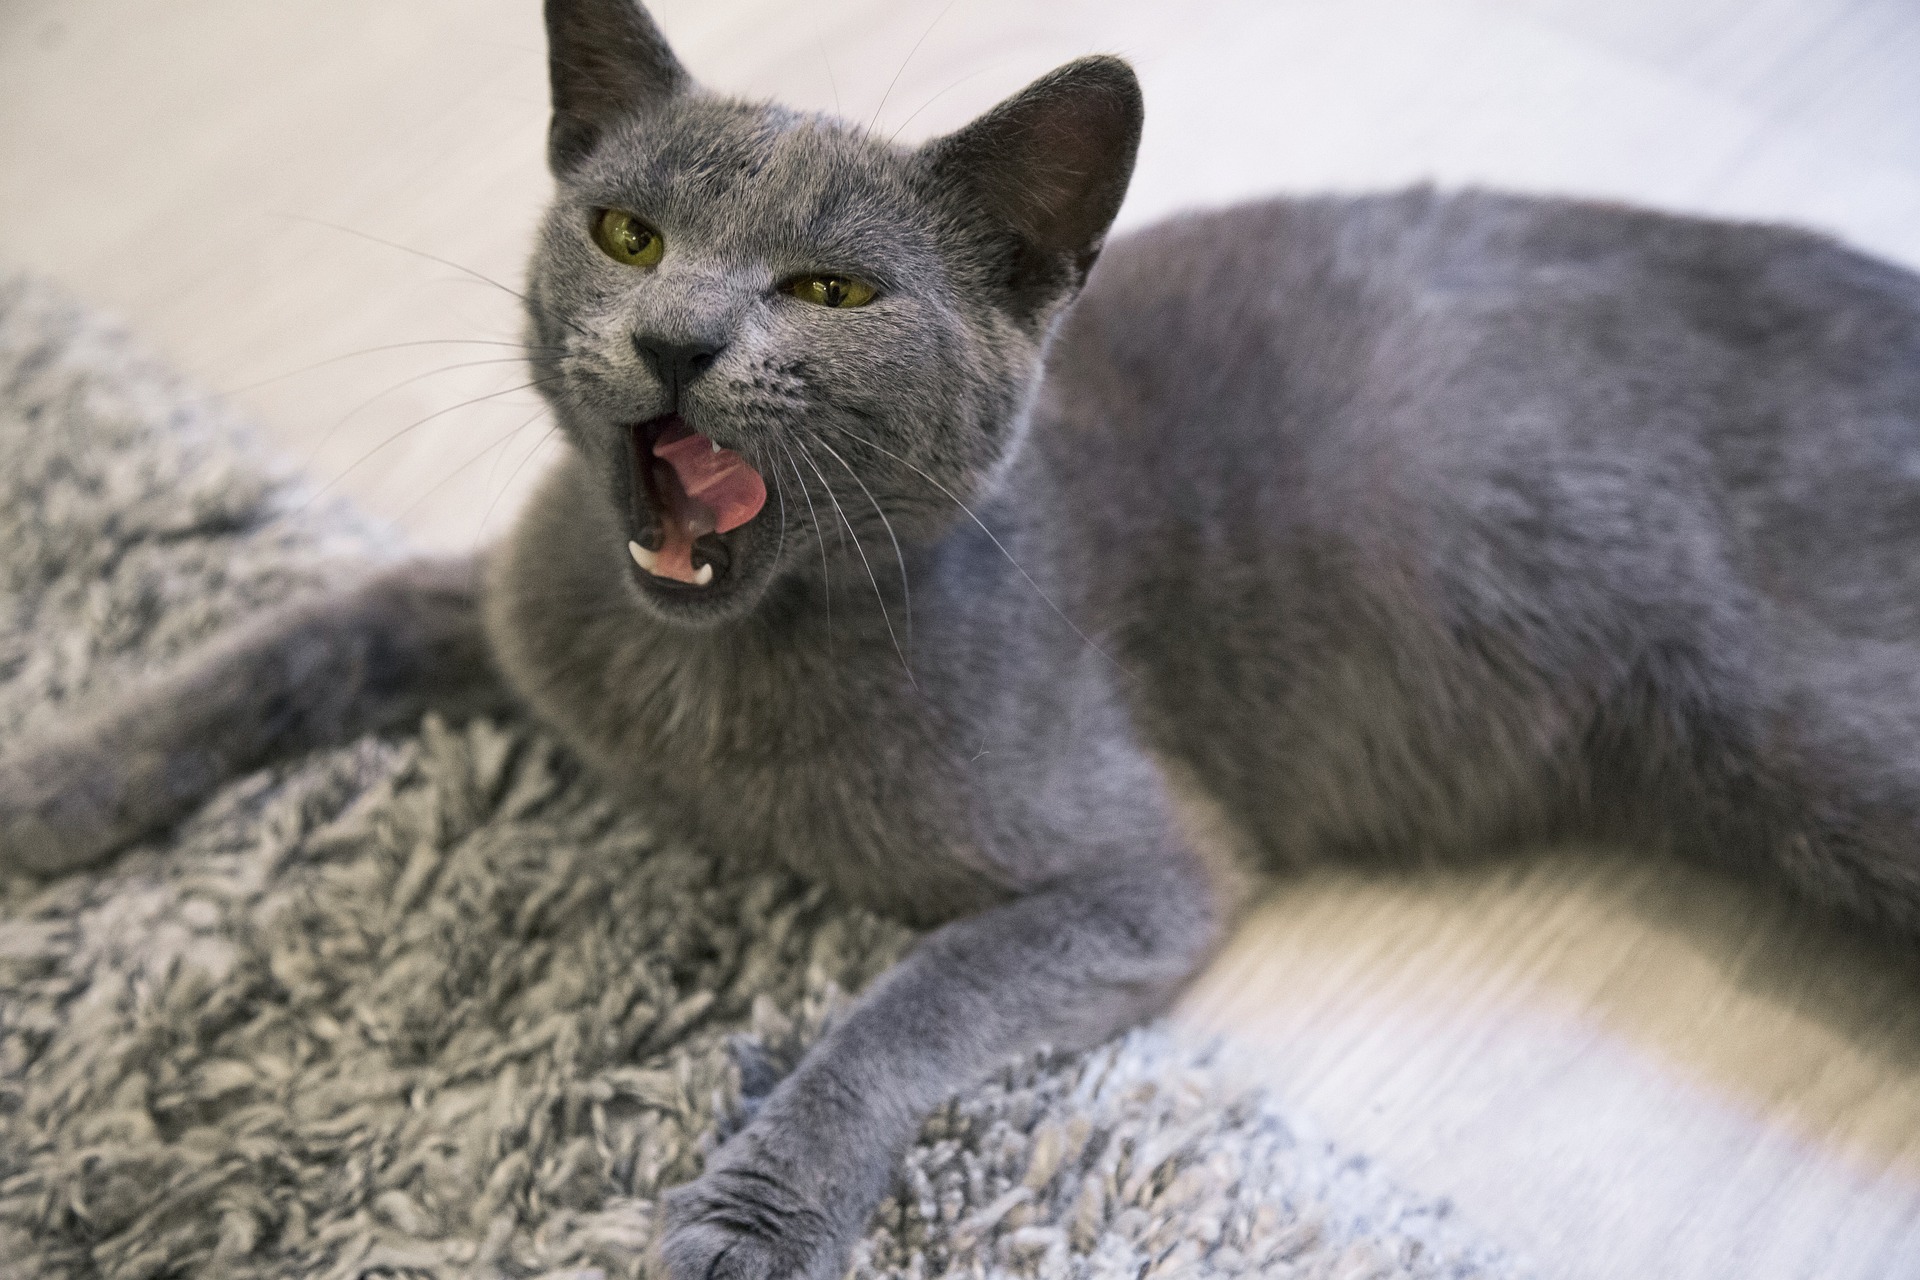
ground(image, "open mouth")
xmin=626 ymin=415 xmax=768 ymax=590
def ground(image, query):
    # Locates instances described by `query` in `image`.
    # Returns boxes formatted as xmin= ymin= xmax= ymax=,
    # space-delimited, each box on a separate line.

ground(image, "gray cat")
xmin=7 ymin=0 xmax=1920 ymax=1276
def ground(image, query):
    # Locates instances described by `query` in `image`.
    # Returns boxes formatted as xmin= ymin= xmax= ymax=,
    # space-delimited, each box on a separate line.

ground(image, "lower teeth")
xmin=628 ymin=539 xmax=717 ymax=588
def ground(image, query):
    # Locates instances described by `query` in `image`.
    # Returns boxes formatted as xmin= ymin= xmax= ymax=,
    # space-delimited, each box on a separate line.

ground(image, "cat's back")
xmin=1040 ymin=187 xmax=1920 ymax=640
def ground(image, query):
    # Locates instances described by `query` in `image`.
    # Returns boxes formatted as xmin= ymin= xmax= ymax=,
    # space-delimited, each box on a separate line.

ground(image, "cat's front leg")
xmin=656 ymin=855 xmax=1228 ymax=1280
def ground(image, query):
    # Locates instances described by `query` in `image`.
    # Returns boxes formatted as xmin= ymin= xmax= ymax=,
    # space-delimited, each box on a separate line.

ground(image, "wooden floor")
xmin=4 ymin=1 xmax=1920 ymax=1275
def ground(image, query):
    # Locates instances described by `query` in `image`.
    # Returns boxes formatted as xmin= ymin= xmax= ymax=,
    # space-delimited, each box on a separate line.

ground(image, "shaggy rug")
xmin=0 ymin=276 xmax=1527 ymax=1280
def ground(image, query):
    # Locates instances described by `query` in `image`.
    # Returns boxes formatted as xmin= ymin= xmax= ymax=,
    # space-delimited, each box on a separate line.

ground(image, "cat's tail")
xmin=0 ymin=555 xmax=508 ymax=876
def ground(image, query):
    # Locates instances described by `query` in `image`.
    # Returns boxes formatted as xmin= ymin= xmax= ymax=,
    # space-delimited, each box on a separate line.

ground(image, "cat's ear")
xmin=921 ymin=57 xmax=1143 ymax=310
xmin=544 ymin=0 xmax=692 ymax=173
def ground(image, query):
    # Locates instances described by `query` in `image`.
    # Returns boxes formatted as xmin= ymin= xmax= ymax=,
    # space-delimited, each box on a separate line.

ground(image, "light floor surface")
xmin=5 ymin=2 xmax=1920 ymax=1276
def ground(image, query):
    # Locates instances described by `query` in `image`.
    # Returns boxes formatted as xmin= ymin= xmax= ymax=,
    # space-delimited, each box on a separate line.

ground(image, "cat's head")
xmin=525 ymin=0 xmax=1141 ymax=626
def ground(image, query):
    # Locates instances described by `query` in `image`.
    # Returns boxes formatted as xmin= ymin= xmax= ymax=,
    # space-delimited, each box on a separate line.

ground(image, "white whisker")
xmin=300 ymin=375 xmax=563 ymax=513
xmin=823 ymin=421 xmax=1128 ymax=679
xmin=399 ymin=406 xmax=552 ymax=523
xmin=794 ymin=433 xmax=915 ymax=687
xmin=302 ymin=354 xmax=551 ymax=468
xmin=812 ymin=431 xmax=912 ymax=648
xmin=482 ymin=421 xmax=564 ymax=536
xmin=778 ymin=436 xmax=834 ymax=655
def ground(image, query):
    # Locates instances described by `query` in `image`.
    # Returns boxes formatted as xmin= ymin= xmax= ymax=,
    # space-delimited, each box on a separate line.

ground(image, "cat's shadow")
xmin=1614 ymin=847 xmax=1920 ymax=1065
xmin=1185 ymin=841 xmax=1920 ymax=1181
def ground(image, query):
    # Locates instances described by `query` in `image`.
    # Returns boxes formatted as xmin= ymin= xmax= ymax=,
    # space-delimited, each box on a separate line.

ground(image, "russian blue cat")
xmin=6 ymin=1 xmax=1920 ymax=1276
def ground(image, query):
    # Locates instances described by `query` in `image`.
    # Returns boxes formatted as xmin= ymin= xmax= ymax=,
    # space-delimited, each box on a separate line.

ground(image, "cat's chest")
xmin=545 ymin=643 xmax=1005 ymax=909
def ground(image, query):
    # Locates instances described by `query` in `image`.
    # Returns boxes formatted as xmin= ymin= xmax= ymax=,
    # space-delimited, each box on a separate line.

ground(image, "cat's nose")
xmin=632 ymin=334 xmax=724 ymax=396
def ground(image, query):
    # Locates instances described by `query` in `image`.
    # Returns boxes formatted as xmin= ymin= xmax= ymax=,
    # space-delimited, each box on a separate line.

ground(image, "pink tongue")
xmin=646 ymin=428 xmax=768 ymax=583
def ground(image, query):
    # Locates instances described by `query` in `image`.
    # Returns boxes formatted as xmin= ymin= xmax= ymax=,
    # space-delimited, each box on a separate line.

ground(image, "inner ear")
xmin=545 ymin=0 xmax=691 ymax=174
xmin=921 ymin=57 xmax=1143 ymax=302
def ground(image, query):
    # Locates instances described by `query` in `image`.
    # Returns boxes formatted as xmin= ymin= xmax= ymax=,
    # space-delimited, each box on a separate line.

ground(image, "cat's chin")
xmin=622 ymin=536 xmax=777 ymax=628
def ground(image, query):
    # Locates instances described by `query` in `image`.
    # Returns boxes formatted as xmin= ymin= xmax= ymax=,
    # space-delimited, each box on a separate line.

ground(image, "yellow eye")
xmin=592 ymin=209 xmax=664 ymax=267
xmin=786 ymin=275 xmax=876 ymax=308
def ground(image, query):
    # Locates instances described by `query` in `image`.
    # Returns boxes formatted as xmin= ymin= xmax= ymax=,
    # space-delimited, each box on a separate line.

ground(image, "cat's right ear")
xmin=544 ymin=0 xmax=691 ymax=174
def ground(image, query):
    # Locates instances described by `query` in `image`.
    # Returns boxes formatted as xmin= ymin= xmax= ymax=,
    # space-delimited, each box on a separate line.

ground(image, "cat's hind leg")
xmin=1727 ymin=630 xmax=1920 ymax=935
xmin=0 ymin=556 xmax=505 ymax=875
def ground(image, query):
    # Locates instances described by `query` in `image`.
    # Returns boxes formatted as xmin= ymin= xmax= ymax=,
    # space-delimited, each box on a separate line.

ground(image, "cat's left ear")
xmin=921 ymin=57 xmax=1143 ymax=315
xmin=544 ymin=0 xmax=691 ymax=174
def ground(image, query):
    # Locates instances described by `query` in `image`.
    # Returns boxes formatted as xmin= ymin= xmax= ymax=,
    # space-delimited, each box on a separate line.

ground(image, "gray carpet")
xmin=0 ymin=276 xmax=1527 ymax=1280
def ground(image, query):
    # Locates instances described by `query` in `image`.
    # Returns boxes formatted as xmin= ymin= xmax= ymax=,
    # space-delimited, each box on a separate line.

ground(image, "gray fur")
xmin=6 ymin=0 xmax=1920 ymax=1276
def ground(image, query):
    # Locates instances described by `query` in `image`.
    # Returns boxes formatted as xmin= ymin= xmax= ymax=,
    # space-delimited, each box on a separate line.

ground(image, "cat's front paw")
xmin=656 ymin=1137 xmax=852 ymax=1280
